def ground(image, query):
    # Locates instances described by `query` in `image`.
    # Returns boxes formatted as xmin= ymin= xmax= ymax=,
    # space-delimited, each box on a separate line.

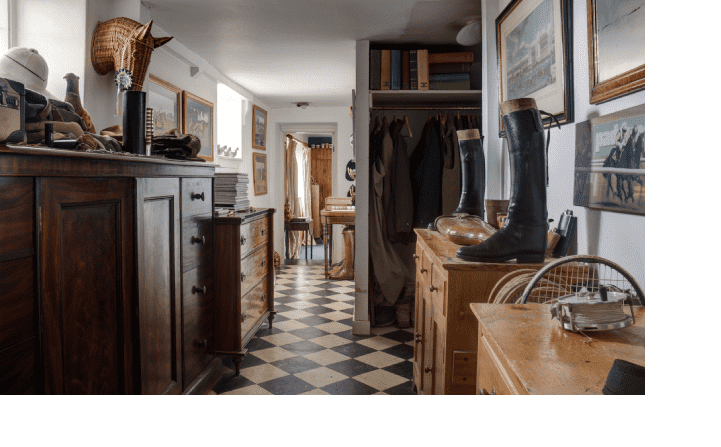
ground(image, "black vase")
xmin=123 ymin=90 xmax=146 ymax=155
xmin=453 ymin=130 xmax=485 ymax=219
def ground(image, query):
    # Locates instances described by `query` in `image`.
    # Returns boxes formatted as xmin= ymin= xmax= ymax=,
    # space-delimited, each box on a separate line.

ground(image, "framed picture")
xmin=587 ymin=0 xmax=645 ymax=104
xmin=252 ymin=105 xmax=267 ymax=150
xmin=253 ymin=152 xmax=268 ymax=195
xmin=496 ymin=0 xmax=573 ymax=136
xmin=573 ymin=104 xmax=644 ymax=215
xmin=147 ymin=75 xmax=181 ymax=135
xmin=182 ymin=91 xmax=214 ymax=162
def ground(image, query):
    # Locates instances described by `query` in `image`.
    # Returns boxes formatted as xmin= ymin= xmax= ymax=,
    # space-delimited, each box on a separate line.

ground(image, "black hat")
xmin=345 ymin=159 xmax=356 ymax=181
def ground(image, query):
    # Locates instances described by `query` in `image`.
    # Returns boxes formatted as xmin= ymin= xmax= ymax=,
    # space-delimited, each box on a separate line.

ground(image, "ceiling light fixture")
xmin=457 ymin=19 xmax=482 ymax=46
xmin=296 ymin=102 xmax=309 ymax=109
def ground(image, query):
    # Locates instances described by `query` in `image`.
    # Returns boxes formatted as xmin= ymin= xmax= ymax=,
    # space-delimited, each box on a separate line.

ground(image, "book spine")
xmin=401 ymin=50 xmax=410 ymax=90
xmin=391 ymin=50 xmax=401 ymax=90
xmin=429 ymin=73 xmax=471 ymax=82
xmin=410 ymin=50 xmax=418 ymax=90
xmin=380 ymin=50 xmax=391 ymax=90
xmin=370 ymin=49 xmax=381 ymax=90
xmin=417 ymin=49 xmax=429 ymax=91
xmin=429 ymin=80 xmax=471 ymax=90
xmin=429 ymin=62 xmax=473 ymax=75
xmin=428 ymin=52 xmax=474 ymax=64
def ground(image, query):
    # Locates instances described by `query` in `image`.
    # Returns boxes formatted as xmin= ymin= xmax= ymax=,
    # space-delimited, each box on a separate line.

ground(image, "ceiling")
xmin=144 ymin=0 xmax=482 ymax=108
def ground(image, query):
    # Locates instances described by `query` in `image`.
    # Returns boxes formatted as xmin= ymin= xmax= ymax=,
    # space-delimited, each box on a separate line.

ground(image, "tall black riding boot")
xmin=456 ymin=99 xmax=548 ymax=263
xmin=453 ymin=129 xmax=485 ymax=219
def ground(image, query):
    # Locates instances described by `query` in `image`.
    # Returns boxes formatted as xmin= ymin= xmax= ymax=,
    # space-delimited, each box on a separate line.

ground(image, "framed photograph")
xmin=496 ymin=0 xmax=573 ymax=136
xmin=147 ymin=75 xmax=181 ymax=135
xmin=587 ymin=0 xmax=645 ymax=104
xmin=182 ymin=91 xmax=214 ymax=162
xmin=253 ymin=152 xmax=268 ymax=195
xmin=573 ymin=104 xmax=644 ymax=215
xmin=252 ymin=105 xmax=267 ymax=150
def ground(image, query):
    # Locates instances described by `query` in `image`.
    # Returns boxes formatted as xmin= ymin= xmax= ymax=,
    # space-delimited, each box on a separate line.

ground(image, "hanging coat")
xmin=441 ymin=119 xmax=461 ymax=215
xmin=386 ymin=119 xmax=414 ymax=242
xmin=412 ymin=118 xmax=443 ymax=228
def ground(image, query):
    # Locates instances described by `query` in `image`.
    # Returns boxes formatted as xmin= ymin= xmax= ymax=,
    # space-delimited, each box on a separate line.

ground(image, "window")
xmin=0 ymin=0 xmax=10 ymax=52
xmin=217 ymin=82 xmax=246 ymax=157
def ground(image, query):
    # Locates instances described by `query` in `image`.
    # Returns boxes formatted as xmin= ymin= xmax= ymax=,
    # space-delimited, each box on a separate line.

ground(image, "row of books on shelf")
xmin=370 ymin=49 xmax=476 ymax=91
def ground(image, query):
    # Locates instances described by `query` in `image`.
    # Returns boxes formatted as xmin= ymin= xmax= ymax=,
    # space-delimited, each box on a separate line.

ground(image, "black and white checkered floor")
xmin=211 ymin=263 xmax=415 ymax=395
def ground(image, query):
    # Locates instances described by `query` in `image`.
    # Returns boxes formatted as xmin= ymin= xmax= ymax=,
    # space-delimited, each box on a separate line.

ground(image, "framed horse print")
xmin=253 ymin=152 xmax=268 ymax=195
xmin=496 ymin=0 xmax=574 ymax=136
xmin=148 ymin=75 xmax=181 ymax=135
xmin=252 ymin=105 xmax=267 ymax=150
xmin=182 ymin=91 xmax=214 ymax=162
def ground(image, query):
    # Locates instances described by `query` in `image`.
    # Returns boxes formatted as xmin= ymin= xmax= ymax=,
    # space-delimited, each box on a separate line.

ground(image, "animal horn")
xmin=135 ymin=19 xmax=154 ymax=40
xmin=153 ymin=36 xmax=173 ymax=48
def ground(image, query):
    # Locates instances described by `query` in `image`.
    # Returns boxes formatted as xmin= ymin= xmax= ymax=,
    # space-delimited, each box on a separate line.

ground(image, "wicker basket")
xmin=91 ymin=18 xmax=172 ymax=91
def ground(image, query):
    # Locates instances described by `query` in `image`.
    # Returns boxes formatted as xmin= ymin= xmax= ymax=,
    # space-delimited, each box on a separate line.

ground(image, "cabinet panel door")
xmin=422 ymin=298 xmax=434 ymax=394
xmin=40 ymin=178 xmax=135 ymax=394
xmin=136 ymin=178 xmax=182 ymax=395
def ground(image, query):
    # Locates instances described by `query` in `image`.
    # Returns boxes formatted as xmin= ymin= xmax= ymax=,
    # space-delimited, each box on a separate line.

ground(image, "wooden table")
xmin=320 ymin=209 xmax=355 ymax=278
xmin=469 ymin=303 xmax=645 ymax=395
xmin=284 ymin=219 xmax=313 ymax=260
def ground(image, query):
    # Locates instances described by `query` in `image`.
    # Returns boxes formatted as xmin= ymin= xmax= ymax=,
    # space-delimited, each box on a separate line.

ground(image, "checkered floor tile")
xmin=212 ymin=264 xmax=414 ymax=395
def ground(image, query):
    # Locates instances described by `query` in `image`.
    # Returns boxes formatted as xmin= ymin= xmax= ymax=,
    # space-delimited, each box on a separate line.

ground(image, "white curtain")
xmin=285 ymin=137 xmax=314 ymax=259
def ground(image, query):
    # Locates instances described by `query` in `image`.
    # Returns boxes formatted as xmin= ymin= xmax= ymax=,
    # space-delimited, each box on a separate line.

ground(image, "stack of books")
xmin=214 ymin=173 xmax=250 ymax=211
xmin=370 ymin=48 xmax=475 ymax=91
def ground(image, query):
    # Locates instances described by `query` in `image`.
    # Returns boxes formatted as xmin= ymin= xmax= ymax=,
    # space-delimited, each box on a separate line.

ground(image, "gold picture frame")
xmin=587 ymin=0 xmax=645 ymax=104
xmin=252 ymin=105 xmax=267 ymax=150
xmin=182 ymin=91 xmax=214 ymax=162
xmin=253 ymin=152 xmax=268 ymax=195
xmin=147 ymin=74 xmax=181 ymax=135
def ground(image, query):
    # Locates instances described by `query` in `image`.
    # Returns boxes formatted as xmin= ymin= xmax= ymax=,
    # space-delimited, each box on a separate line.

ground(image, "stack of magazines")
xmin=214 ymin=173 xmax=250 ymax=211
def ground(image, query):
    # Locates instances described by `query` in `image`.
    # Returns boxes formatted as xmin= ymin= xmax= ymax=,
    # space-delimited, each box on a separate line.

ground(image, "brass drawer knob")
xmin=413 ymin=254 xmax=419 ymax=260
xmin=240 ymin=235 xmax=247 ymax=245
xmin=192 ymin=285 xmax=206 ymax=295
xmin=192 ymin=235 xmax=205 ymax=245
xmin=429 ymin=285 xmax=438 ymax=292
xmin=241 ymin=273 xmax=246 ymax=282
xmin=241 ymin=313 xmax=247 ymax=323
xmin=261 ymin=228 xmax=266 ymax=236
xmin=261 ymin=292 xmax=266 ymax=302
xmin=415 ymin=333 xmax=422 ymax=343
xmin=424 ymin=366 xmax=432 ymax=374
xmin=261 ymin=259 xmax=266 ymax=267
xmin=479 ymin=388 xmax=497 ymax=395
xmin=191 ymin=192 xmax=205 ymax=201
xmin=420 ymin=268 xmax=428 ymax=274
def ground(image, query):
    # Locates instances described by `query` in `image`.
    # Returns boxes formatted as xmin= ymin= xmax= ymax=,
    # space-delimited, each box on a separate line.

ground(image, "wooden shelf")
xmin=369 ymin=90 xmax=482 ymax=109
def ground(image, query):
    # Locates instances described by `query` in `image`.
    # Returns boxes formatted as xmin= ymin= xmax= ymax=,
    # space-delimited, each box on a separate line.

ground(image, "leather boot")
xmin=453 ymin=129 xmax=485 ymax=219
xmin=329 ymin=226 xmax=355 ymax=280
xmin=456 ymin=99 xmax=548 ymax=263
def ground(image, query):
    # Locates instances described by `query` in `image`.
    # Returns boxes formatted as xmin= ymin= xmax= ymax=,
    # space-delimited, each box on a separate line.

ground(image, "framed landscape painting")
xmin=496 ymin=0 xmax=573 ymax=136
xmin=182 ymin=91 xmax=214 ymax=162
xmin=147 ymin=75 xmax=181 ymax=135
xmin=252 ymin=105 xmax=267 ymax=150
xmin=587 ymin=0 xmax=645 ymax=104
xmin=253 ymin=152 xmax=268 ymax=195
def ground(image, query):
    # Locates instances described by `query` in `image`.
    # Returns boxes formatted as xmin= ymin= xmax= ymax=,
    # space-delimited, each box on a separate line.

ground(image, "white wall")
xmin=484 ymin=0 xmax=645 ymax=289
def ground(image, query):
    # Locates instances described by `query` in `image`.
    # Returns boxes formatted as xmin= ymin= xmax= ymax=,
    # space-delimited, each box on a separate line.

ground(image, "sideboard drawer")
xmin=240 ymin=217 xmax=269 ymax=257
xmin=240 ymin=279 xmax=269 ymax=341
xmin=182 ymin=215 xmax=213 ymax=272
xmin=0 ymin=177 xmax=33 ymax=258
xmin=0 ymin=257 xmax=34 ymax=352
xmin=181 ymin=178 xmax=212 ymax=218
xmin=182 ymin=263 xmax=214 ymax=388
xmin=476 ymin=335 xmax=517 ymax=395
xmin=240 ymin=243 xmax=269 ymax=296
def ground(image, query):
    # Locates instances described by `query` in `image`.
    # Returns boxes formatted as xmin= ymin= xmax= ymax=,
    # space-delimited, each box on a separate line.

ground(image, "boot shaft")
xmin=454 ymin=130 xmax=486 ymax=218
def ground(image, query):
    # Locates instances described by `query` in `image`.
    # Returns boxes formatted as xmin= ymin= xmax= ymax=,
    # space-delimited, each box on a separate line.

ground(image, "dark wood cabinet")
xmin=0 ymin=146 xmax=222 ymax=394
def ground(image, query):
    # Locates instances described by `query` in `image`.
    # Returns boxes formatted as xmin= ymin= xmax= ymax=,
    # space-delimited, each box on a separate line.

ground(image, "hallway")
xmin=212 ymin=264 xmax=414 ymax=395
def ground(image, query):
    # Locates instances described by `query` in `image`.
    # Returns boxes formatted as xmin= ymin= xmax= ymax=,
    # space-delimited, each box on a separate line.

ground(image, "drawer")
xmin=182 ymin=215 xmax=213 ymax=272
xmin=240 ymin=217 xmax=269 ymax=257
xmin=0 ymin=338 xmax=35 ymax=394
xmin=240 ymin=244 xmax=270 ymax=296
xmin=418 ymin=249 xmax=432 ymax=285
xmin=182 ymin=264 xmax=214 ymax=388
xmin=0 ymin=177 xmax=33 ymax=258
xmin=476 ymin=335 xmax=517 ymax=395
xmin=430 ymin=264 xmax=446 ymax=317
xmin=240 ymin=279 xmax=269 ymax=342
xmin=0 ymin=257 xmax=34 ymax=352
xmin=181 ymin=178 xmax=212 ymax=218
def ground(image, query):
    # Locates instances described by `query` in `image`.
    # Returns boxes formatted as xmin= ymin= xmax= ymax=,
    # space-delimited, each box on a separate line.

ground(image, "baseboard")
xmin=352 ymin=319 xmax=371 ymax=336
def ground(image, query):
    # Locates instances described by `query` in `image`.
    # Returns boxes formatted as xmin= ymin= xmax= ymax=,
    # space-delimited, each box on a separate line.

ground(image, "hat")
xmin=345 ymin=159 xmax=356 ymax=181
xmin=0 ymin=47 xmax=59 ymax=100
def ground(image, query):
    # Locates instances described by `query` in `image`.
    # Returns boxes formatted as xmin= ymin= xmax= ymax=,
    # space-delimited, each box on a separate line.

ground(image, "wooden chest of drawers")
xmin=214 ymin=208 xmax=276 ymax=374
xmin=412 ymin=229 xmax=550 ymax=395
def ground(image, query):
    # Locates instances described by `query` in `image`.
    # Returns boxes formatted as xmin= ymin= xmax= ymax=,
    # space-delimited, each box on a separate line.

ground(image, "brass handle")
xmin=415 ymin=334 xmax=422 ymax=343
xmin=424 ymin=366 xmax=432 ymax=374
xmin=261 ymin=293 xmax=266 ymax=302
xmin=261 ymin=228 xmax=266 ymax=236
xmin=478 ymin=388 xmax=496 ymax=395
xmin=413 ymin=254 xmax=419 ymax=260
xmin=198 ymin=339 xmax=207 ymax=349
xmin=192 ymin=285 xmax=206 ymax=295
xmin=429 ymin=285 xmax=438 ymax=292
xmin=240 ymin=235 xmax=247 ymax=245
xmin=261 ymin=259 xmax=266 ymax=267
xmin=420 ymin=268 xmax=427 ymax=273
xmin=241 ymin=313 xmax=247 ymax=323
xmin=192 ymin=235 xmax=205 ymax=245
xmin=191 ymin=192 xmax=205 ymax=201
xmin=241 ymin=273 xmax=246 ymax=282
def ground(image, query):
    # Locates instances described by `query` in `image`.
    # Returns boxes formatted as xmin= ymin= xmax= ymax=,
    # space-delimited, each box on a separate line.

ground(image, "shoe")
xmin=457 ymin=98 xmax=551 ymax=263
xmin=374 ymin=305 xmax=396 ymax=327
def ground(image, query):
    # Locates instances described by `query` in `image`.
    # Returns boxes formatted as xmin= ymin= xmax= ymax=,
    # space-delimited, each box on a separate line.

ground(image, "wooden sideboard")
xmin=214 ymin=209 xmax=276 ymax=374
xmin=412 ymin=229 xmax=551 ymax=395
xmin=0 ymin=145 xmax=222 ymax=394
xmin=470 ymin=303 xmax=645 ymax=395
